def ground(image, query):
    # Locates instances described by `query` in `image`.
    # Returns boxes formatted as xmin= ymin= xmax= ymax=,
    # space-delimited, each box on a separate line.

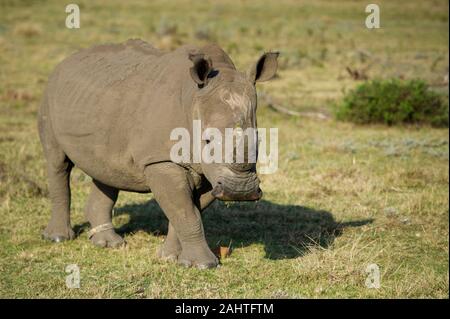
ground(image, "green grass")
xmin=335 ymin=78 xmax=448 ymax=127
xmin=0 ymin=0 xmax=448 ymax=298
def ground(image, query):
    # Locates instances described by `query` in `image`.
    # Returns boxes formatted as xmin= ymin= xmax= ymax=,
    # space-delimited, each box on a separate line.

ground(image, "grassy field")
xmin=0 ymin=0 xmax=448 ymax=298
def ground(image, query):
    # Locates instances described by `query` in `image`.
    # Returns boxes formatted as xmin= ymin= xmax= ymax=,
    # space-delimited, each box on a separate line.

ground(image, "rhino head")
xmin=188 ymin=49 xmax=279 ymax=201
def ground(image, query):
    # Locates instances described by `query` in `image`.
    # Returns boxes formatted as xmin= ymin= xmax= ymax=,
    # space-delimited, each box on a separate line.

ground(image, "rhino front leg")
xmin=157 ymin=222 xmax=181 ymax=262
xmin=85 ymin=180 xmax=124 ymax=248
xmin=146 ymin=163 xmax=218 ymax=269
xmin=158 ymin=190 xmax=216 ymax=262
xmin=198 ymin=190 xmax=216 ymax=211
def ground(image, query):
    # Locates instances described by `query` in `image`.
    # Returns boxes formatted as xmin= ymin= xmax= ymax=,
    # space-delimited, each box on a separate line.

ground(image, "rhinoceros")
xmin=38 ymin=39 xmax=278 ymax=269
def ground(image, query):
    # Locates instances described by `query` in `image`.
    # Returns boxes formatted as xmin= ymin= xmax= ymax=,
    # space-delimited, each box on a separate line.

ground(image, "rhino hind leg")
xmin=40 ymin=102 xmax=75 ymax=242
xmin=41 ymin=152 xmax=75 ymax=242
xmin=85 ymin=180 xmax=124 ymax=248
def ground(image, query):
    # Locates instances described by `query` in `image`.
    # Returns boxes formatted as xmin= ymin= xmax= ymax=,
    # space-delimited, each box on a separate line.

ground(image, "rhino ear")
xmin=247 ymin=52 xmax=279 ymax=83
xmin=189 ymin=53 xmax=213 ymax=88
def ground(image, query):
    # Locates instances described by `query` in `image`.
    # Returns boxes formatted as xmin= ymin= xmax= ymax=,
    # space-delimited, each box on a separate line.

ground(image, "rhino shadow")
xmin=113 ymin=199 xmax=372 ymax=259
xmin=107 ymin=199 xmax=373 ymax=260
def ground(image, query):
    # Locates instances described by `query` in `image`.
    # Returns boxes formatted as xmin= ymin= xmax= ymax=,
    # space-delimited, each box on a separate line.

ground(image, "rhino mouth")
xmin=211 ymin=173 xmax=262 ymax=201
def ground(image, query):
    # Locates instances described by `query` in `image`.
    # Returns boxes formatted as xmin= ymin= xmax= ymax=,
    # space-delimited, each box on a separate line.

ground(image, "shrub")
xmin=335 ymin=79 xmax=449 ymax=127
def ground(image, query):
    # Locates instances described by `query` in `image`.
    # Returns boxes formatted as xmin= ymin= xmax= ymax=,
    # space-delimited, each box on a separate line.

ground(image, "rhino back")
xmin=44 ymin=40 xmax=193 ymax=190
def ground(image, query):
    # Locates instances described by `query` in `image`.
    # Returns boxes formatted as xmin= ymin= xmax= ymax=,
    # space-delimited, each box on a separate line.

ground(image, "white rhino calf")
xmin=38 ymin=39 xmax=278 ymax=269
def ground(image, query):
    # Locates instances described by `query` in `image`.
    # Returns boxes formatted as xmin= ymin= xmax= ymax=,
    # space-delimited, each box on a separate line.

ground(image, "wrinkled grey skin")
xmin=38 ymin=39 xmax=278 ymax=269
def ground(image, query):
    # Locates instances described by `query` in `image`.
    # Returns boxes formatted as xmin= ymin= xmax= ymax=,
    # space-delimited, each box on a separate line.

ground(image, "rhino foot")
xmin=42 ymin=226 xmax=75 ymax=243
xmin=90 ymin=229 xmax=125 ymax=248
xmin=156 ymin=239 xmax=182 ymax=262
xmin=177 ymin=243 xmax=219 ymax=270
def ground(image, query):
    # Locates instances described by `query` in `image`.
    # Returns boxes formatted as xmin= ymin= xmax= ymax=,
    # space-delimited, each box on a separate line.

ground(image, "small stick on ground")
xmin=259 ymin=92 xmax=330 ymax=120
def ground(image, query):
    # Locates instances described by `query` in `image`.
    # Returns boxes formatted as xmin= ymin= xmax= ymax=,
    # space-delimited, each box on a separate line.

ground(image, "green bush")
xmin=335 ymin=79 xmax=449 ymax=127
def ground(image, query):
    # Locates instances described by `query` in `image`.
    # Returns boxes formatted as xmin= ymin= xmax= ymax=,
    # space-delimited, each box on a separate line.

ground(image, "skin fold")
xmin=38 ymin=39 xmax=278 ymax=269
